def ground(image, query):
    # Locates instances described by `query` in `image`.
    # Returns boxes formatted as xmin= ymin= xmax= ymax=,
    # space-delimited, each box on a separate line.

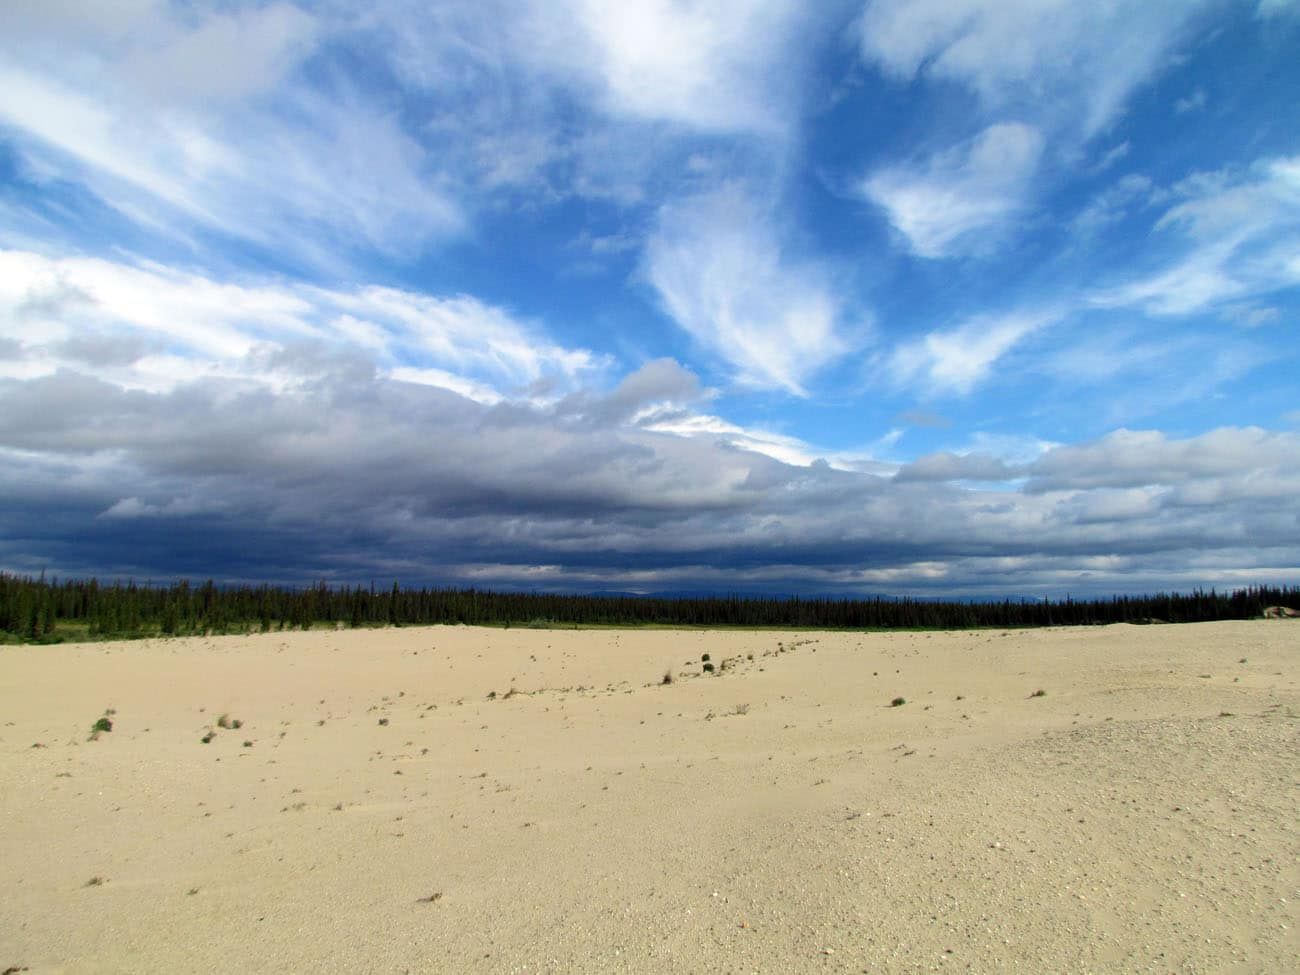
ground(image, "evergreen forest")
xmin=2 ymin=573 xmax=1298 ymax=644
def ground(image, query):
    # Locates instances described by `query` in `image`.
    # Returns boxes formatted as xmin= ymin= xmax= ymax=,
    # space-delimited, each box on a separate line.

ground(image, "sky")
xmin=0 ymin=0 xmax=1298 ymax=598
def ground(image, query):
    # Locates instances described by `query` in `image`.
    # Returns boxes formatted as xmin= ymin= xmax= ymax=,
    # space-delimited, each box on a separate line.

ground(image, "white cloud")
xmin=1027 ymin=426 xmax=1300 ymax=492
xmin=522 ymin=0 xmax=806 ymax=136
xmin=0 ymin=249 xmax=602 ymax=398
xmin=1072 ymin=173 xmax=1153 ymax=235
xmin=1094 ymin=141 xmax=1131 ymax=173
xmin=890 ymin=308 xmax=1058 ymax=395
xmin=0 ymin=64 xmax=224 ymax=224
xmin=388 ymin=367 xmax=505 ymax=406
xmin=118 ymin=4 xmax=320 ymax=105
xmin=895 ymin=451 xmax=1016 ymax=483
xmin=644 ymin=185 xmax=853 ymax=395
xmin=861 ymin=123 xmax=1044 ymax=258
xmin=331 ymin=286 xmax=602 ymax=391
xmin=641 ymin=411 xmax=825 ymax=467
xmin=0 ymin=8 xmax=462 ymax=266
xmin=858 ymin=0 xmax=1213 ymax=136
xmin=0 ymin=0 xmax=159 ymax=44
xmin=1095 ymin=155 xmax=1300 ymax=316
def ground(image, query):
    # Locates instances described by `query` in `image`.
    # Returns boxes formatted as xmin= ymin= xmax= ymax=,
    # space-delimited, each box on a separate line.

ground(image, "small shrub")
xmin=701 ymin=653 xmax=711 ymax=662
xmin=201 ymin=730 xmax=215 ymax=744
xmin=733 ymin=703 xmax=750 ymax=716
xmin=92 ymin=716 xmax=113 ymax=734
xmin=216 ymin=714 xmax=232 ymax=729
xmin=1030 ymin=689 xmax=1047 ymax=698
xmin=378 ymin=717 xmax=389 ymax=726
xmin=890 ymin=697 xmax=906 ymax=707
xmin=661 ymin=670 xmax=674 ymax=685
xmin=702 ymin=662 xmax=715 ymax=673
xmin=85 ymin=876 xmax=105 ymax=887
xmin=242 ymin=740 xmax=253 ymax=748
xmin=232 ymin=719 xmax=243 ymax=729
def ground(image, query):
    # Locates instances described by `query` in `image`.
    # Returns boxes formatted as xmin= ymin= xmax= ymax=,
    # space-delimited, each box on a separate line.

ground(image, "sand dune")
xmin=1 ymin=621 xmax=1297 ymax=973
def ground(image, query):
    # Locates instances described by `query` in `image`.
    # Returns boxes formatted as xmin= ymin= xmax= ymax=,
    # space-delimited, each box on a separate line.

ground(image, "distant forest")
xmin=2 ymin=573 xmax=1298 ymax=643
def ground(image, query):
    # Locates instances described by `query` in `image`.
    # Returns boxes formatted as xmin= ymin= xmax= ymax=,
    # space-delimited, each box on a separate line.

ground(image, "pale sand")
xmin=1 ymin=621 xmax=1296 ymax=974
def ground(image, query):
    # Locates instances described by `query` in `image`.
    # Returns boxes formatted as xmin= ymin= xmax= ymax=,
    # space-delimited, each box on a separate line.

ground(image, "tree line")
xmin=1 ymin=573 xmax=1297 ymax=643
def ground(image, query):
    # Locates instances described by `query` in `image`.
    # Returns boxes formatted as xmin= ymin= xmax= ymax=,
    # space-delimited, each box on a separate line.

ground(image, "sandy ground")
xmin=1 ymin=620 xmax=1296 ymax=974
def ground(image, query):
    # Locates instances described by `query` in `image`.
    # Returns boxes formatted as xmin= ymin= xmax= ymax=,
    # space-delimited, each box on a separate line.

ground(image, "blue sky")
xmin=1 ymin=0 xmax=1298 ymax=596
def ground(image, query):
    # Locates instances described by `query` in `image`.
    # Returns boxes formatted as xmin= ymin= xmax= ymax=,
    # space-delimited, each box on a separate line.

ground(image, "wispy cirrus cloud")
xmin=644 ymin=184 xmax=857 ymax=395
xmin=0 ymin=3 xmax=461 ymax=267
xmin=861 ymin=122 xmax=1044 ymax=258
xmin=337 ymin=0 xmax=813 ymax=214
xmin=854 ymin=0 xmax=1216 ymax=263
xmin=888 ymin=307 xmax=1059 ymax=396
xmin=857 ymin=0 xmax=1214 ymax=137
xmin=1095 ymin=156 xmax=1300 ymax=316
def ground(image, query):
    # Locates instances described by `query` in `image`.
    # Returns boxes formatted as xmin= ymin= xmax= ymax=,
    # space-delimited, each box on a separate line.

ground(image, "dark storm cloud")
xmin=2 ymin=350 xmax=1299 ymax=595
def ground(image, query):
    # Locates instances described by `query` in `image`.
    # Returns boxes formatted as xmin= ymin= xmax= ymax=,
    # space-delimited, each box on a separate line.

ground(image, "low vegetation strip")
xmin=1 ymin=574 xmax=1297 ymax=644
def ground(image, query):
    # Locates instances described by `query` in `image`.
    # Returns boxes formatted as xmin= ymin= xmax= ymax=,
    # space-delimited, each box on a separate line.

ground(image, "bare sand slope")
xmin=1 ymin=621 xmax=1296 ymax=974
